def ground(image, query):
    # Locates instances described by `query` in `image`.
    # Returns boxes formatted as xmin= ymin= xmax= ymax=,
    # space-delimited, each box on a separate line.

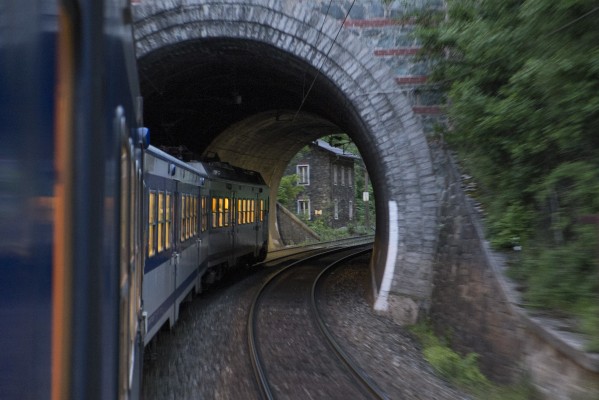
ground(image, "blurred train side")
xmin=0 ymin=2 xmax=271 ymax=399
xmin=0 ymin=1 xmax=144 ymax=399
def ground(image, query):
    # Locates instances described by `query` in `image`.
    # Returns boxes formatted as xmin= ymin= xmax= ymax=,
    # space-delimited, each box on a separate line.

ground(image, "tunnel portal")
xmin=133 ymin=0 xmax=439 ymax=323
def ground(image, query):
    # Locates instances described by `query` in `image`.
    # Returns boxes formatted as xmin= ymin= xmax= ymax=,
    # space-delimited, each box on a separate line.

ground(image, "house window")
xmin=334 ymin=198 xmax=339 ymax=220
xmin=349 ymin=200 xmax=353 ymax=220
xmin=297 ymin=165 xmax=310 ymax=185
xmin=348 ymin=169 xmax=352 ymax=187
xmin=297 ymin=199 xmax=310 ymax=218
xmin=333 ymin=164 xmax=338 ymax=185
xmin=341 ymin=166 xmax=345 ymax=186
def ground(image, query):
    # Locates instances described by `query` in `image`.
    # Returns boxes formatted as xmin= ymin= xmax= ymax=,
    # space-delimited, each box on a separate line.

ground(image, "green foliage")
xmin=280 ymin=135 xmax=376 ymax=238
xmin=416 ymin=0 xmax=599 ymax=343
xmin=277 ymin=174 xmax=303 ymax=210
xmin=302 ymin=212 xmax=344 ymax=241
xmin=410 ymin=321 xmax=534 ymax=399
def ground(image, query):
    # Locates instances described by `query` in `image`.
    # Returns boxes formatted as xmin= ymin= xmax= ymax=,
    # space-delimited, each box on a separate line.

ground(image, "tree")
xmin=417 ymin=0 xmax=599 ymax=344
xmin=277 ymin=174 xmax=304 ymax=211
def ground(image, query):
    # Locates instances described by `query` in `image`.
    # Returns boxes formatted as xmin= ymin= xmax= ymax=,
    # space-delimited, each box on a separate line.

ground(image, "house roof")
xmin=314 ymin=139 xmax=361 ymax=160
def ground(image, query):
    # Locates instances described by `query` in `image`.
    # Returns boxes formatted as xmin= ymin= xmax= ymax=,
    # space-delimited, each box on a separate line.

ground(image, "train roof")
xmin=188 ymin=161 xmax=267 ymax=186
xmin=146 ymin=145 xmax=208 ymax=176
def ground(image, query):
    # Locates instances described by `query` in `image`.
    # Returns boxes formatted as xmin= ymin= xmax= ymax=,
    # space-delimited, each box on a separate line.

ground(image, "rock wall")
xmin=276 ymin=202 xmax=320 ymax=246
xmin=430 ymin=141 xmax=599 ymax=399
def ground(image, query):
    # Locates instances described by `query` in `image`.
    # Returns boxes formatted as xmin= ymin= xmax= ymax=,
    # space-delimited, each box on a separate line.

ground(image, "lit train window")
xmin=224 ymin=197 xmax=230 ymax=227
xmin=189 ymin=195 xmax=194 ymax=236
xmin=201 ymin=196 xmax=207 ymax=232
xmin=251 ymin=199 xmax=256 ymax=223
xmin=237 ymin=199 xmax=242 ymax=225
xmin=260 ymin=199 xmax=264 ymax=222
xmin=211 ymin=197 xmax=217 ymax=228
xmin=193 ymin=196 xmax=198 ymax=235
xmin=149 ymin=191 xmax=156 ymax=256
xmin=185 ymin=195 xmax=190 ymax=239
xmin=180 ymin=195 xmax=186 ymax=241
xmin=157 ymin=192 xmax=164 ymax=253
xmin=183 ymin=195 xmax=189 ymax=239
xmin=218 ymin=198 xmax=224 ymax=227
xmin=165 ymin=193 xmax=172 ymax=249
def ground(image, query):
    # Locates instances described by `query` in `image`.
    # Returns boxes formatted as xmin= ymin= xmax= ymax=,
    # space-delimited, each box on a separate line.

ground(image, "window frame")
xmin=297 ymin=164 xmax=310 ymax=185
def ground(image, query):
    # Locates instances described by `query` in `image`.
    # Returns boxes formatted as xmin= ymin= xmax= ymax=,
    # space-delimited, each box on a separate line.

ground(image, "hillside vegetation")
xmin=416 ymin=0 xmax=599 ymax=348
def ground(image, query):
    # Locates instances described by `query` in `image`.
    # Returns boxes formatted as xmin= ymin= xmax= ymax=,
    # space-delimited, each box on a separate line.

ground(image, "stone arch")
xmin=133 ymin=0 xmax=439 ymax=323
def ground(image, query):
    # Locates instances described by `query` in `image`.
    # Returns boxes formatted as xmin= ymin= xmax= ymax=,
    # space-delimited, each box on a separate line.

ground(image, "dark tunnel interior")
xmin=137 ymin=38 xmax=382 ymax=248
xmin=138 ymin=38 xmax=372 ymax=159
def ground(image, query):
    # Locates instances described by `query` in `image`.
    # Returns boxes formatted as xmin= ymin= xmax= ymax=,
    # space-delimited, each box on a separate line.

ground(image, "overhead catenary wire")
xmin=292 ymin=0 xmax=356 ymax=122
xmin=302 ymin=0 xmax=334 ymax=100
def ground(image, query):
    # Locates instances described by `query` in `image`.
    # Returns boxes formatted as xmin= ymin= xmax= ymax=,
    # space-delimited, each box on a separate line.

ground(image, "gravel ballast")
xmin=142 ymin=254 xmax=471 ymax=399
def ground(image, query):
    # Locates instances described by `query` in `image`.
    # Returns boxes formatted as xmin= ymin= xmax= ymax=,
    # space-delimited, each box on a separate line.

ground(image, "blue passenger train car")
xmin=0 ymin=1 xmax=145 ymax=399
xmin=0 ymin=1 xmax=271 ymax=398
xmin=142 ymin=150 xmax=269 ymax=344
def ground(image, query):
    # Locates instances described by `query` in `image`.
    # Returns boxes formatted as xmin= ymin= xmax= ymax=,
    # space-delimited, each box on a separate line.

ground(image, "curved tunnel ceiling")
xmin=138 ymin=38 xmax=368 ymax=164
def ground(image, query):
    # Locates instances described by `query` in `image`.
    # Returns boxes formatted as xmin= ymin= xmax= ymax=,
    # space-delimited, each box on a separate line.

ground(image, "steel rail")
xmin=311 ymin=248 xmax=392 ymax=400
xmin=247 ymin=244 xmax=371 ymax=400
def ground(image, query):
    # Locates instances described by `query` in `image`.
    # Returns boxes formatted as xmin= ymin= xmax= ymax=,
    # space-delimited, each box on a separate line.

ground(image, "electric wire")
xmin=292 ymin=0 xmax=357 ymax=122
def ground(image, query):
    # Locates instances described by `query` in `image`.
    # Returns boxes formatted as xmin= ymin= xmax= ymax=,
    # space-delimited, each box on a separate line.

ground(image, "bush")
xmin=411 ymin=321 xmax=536 ymax=399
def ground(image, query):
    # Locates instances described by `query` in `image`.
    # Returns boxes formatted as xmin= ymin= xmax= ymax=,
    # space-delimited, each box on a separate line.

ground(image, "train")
xmin=0 ymin=1 xmax=269 ymax=399
xmin=142 ymin=146 xmax=269 ymax=345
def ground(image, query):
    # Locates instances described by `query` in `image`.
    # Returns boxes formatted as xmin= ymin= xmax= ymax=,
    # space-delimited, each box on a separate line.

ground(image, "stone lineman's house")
xmin=286 ymin=139 xmax=359 ymax=228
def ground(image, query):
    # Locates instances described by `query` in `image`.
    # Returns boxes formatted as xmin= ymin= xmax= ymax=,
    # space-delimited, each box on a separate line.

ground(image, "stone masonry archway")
xmin=133 ymin=0 xmax=439 ymax=324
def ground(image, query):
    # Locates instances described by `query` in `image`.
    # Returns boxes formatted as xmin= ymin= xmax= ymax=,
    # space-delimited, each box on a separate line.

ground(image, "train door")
xmin=170 ymin=185 xmax=180 ymax=326
xmin=174 ymin=182 xmax=200 ymax=321
xmin=198 ymin=191 xmax=209 ymax=278
xmin=255 ymin=193 xmax=261 ymax=252
xmin=118 ymin=113 xmax=144 ymax=399
xmin=230 ymin=191 xmax=238 ymax=266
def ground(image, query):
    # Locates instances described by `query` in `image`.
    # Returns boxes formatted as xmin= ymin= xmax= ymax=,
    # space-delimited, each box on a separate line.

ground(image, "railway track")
xmin=247 ymin=245 xmax=390 ymax=400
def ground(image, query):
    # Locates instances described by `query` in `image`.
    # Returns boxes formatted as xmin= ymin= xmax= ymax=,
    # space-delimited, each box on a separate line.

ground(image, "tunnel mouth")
xmin=138 ymin=38 xmax=381 ymax=161
xmin=137 ymin=37 xmax=389 ymax=236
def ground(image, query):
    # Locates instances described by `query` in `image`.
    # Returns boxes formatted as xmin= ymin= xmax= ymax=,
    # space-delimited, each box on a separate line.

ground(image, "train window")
xmin=187 ymin=195 xmax=192 ymax=238
xmin=165 ymin=193 xmax=172 ymax=249
xmin=201 ymin=196 xmax=208 ymax=232
xmin=180 ymin=195 xmax=186 ymax=241
xmin=185 ymin=195 xmax=191 ymax=239
xmin=189 ymin=197 xmax=193 ymax=235
xmin=251 ymin=199 xmax=256 ymax=223
xmin=157 ymin=192 xmax=164 ymax=253
xmin=245 ymin=199 xmax=249 ymax=224
xmin=211 ymin=197 xmax=217 ymax=228
xmin=260 ymin=199 xmax=264 ymax=222
xmin=218 ymin=198 xmax=224 ymax=227
xmin=148 ymin=191 xmax=156 ymax=256
xmin=247 ymin=200 xmax=250 ymax=224
xmin=224 ymin=197 xmax=230 ymax=227
xmin=237 ymin=199 xmax=242 ymax=225
xmin=186 ymin=195 xmax=191 ymax=238
xmin=193 ymin=196 xmax=197 ymax=235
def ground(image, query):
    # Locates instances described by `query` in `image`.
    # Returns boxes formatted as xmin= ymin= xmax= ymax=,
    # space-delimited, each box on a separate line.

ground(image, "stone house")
xmin=285 ymin=139 xmax=359 ymax=228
